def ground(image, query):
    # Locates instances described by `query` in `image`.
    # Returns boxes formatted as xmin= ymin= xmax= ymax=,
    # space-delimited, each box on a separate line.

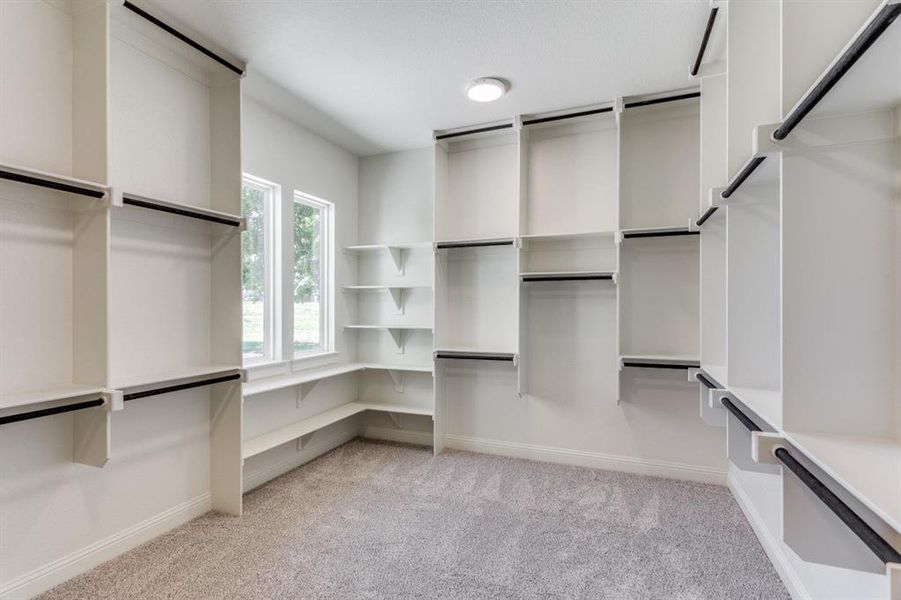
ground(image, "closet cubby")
xmin=434 ymin=128 xmax=518 ymax=243
xmin=435 ymin=244 xmax=519 ymax=355
xmin=0 ymin=0 xmax=108 ymax=184
xmin=519 ymin=232 xmax=617 ymax=277
xmin=521 ymin=110 xmax=618 ymax=236
xmin=618 ymin=234 xmax=700 ymax=364
xmin=107 ymin=1 xmax=242 ymax=388
xmin=619 ymin=93 xmax=700 ymax=230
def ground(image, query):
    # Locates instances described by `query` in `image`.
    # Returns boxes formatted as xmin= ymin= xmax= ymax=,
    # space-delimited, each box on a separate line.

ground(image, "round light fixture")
xmin=466 ymin=78 xmax=508 ymax=102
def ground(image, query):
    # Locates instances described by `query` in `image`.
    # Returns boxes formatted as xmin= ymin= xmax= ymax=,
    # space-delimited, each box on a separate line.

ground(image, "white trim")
xmin=728 ymin=466 xmax=810 ymax=600
xmin=442 ymin=434 xmax=727 ymax=485
xmin=363 ymin=426 xmax=434 ymax=447
xmin=0 ymin=494 xmax=211 ymax=600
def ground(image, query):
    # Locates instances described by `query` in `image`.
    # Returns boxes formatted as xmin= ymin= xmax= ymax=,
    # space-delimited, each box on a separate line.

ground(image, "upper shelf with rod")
xmin=0 ymin=163 xmax=108 ymax=202
xmin=689 ymin=4 xmax=724 ymax=78
xmin=520 ymin=271 xmax=615 ymax=283
xmin=114 ymin=193 xmax=244 ymax=229
xmin=115 ymin=0 xmax=246 ymax=77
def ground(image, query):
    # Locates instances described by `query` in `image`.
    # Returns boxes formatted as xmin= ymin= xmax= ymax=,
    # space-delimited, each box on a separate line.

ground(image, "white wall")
xmin=239 ymin=94 xmax=361 ymax=489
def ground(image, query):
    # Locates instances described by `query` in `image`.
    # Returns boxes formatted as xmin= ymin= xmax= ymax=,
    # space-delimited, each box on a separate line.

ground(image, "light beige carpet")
xmin=41 ymin=439 xmax=788 ymax=599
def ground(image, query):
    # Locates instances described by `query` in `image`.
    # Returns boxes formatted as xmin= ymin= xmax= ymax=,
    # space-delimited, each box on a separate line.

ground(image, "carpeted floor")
xmin=41 ymin=439 xmax=788 ymax=599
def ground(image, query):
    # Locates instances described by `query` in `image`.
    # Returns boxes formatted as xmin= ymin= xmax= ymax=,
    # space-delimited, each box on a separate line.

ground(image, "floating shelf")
xmin=520 ymin=271 xmax=615 ymax=282
xmin=0 ymin=384 xmax=106 ymax=413
xmin=242 ymin=401 xmax=434 ymax=459
xmin=243 ymin=362 xmax=433 ymax=398
xmin=620 ymin=355 xmax=700 ymax=370
xmin=783 ymin=431 xmax=901 ymax=533
xmin=0 ymin=162 xmax=108 ymax=200
xmin=118 ymin=193 xmax=243 ymax=228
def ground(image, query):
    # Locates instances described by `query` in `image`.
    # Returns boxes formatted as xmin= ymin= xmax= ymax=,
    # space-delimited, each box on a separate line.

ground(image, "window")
xmin=241 ymin=175 xmax=279 ymax=363
xmin=293 ymin=192 xmax=332 ymax=356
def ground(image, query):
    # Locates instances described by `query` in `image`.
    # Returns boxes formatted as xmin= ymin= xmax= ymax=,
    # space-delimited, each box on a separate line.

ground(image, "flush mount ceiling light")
xmin=466 ymin=78 xmax=508 ymax=102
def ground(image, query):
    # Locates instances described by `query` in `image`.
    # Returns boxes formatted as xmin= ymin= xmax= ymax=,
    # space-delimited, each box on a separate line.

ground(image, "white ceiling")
xmin=147 ymin=0 xmax=711 ymax=156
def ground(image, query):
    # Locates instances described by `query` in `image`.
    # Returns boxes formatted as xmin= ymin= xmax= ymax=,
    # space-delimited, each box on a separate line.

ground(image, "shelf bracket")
xmin=297 ymin=380 xmax=321 ymax=408
xmin=387 ymin=369 xmax=405 ymax=393
xmin=296 ymin=433 xmax=313 ymax=452
xmin=613 ymin=96 xmax=624 ymax=125
xmin=73 ymin=403 xmax=111 ymax=468
xmin=387 ymin=328 xmax=405 ymax=354
xmin=387 ymin=287 xmax=405 ymax=315
xmin=103 ymin=390 xmax=124 ymax=412
xmin=386 ymin=412 xmax=403 ymax=429
xmin=387 ymin=247 xmax=404 ymax=276
xmin=751 ymin=432 xmax=785 ymax=466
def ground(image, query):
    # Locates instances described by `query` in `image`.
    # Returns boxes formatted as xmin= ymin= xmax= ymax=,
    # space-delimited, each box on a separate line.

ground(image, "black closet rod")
xmin=720 ymin=156 xmax=767 ymax=199
xmin=772 ymin=3 xmax=901 ymax=141
xmin=622 ymin=230 xmax=699 ymax=240
xmin=122 ymin=195 xmax=242 ymax=227
xmin=435 ymin=123 xmax=514 ymax=140
xmin=624 ymin=91 xmax=700 ymax=109
xmin=0 ymin=398 xmax=105 ymax=427
xmin=719 ymin=396 xmax=901 ymax=566
xmin=695 ymin=372 xmax=719 ymax=390
xmin=436 ymin=239 xmax=514 ymax=249
xmin=122 ymin=1 xmax=244 ymax=76
xmin=690 ymin=7 xmax=720 ymax=77
xmin=622 ymin=361 xmax=698 ymax=371
xmin=695 ymin=206 xmax=719 ymax=227
xmin=522 ymin=274 xmax=613 ymax=282
xmin=435 ymin=353 xmax=514 ymax=362
xmin=0 ymin=168 xmax=105 ymax=199
xmin=123 ymin=373 xmax=241 ymax=402
xmin=522 ymin=106 xmax=613 ymax=126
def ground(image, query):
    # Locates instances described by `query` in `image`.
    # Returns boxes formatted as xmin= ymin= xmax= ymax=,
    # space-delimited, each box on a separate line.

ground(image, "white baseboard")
xmin=442 ymin=434 xmax=727 ymax=485
xmin=363 ymin=426 xmax=434 ymax=447
xmin=0 ymin=493 xmax=211 ymax=600
xmin=728 ymin=467 xmax=810 ymax=600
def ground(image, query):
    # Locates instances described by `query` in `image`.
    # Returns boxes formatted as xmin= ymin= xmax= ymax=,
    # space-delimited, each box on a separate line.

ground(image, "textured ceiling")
xmin=146 ymin=0 xmax=711 ymax=156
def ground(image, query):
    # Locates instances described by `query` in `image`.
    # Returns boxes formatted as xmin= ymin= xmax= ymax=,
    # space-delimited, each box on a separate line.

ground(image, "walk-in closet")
xmin=0 ymin=1 xmax=898 ymax=598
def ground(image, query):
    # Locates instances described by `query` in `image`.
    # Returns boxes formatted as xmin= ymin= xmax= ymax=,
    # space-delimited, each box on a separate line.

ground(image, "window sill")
xmin=243 ymin=360 xmax=291 ymax=382
xmin=291 ymin=351 xmax=341 ymax=372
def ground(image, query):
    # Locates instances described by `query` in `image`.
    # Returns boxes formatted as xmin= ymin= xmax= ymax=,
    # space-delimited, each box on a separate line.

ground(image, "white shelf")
xmin=0 ymin=161 xmax=108 ymax=201
xmin=117 ymin=193 xmax=243 ymax=229
xmin=344 ymin=324 xmax=432 ymax=330
xmin=783 ymin=431 xmax=901 ymax=533
xmin=729 ymin=386 xmax=782 ymax=431
xmin=700 ymin=365 xmax=728 ymax=388
xmin=243 ymin=362 xmax=433 ymax=397
xmin=620 ymin=354 xmax=700 ymax=367
xmin=342 ymin=285 xmax=431 ymax=290
xmin=519 ymin=230 xmax=616 ymax=242
xmin=242 ymin=401 xmax=433 ymax=458
xmin=344 ymin=243 xmax=431 ymax=252
xmin=521 ymin=270 xmax=615 ymax=279
xmin=111 ymin=365 xmax=241 ymax=392
xmin=0 ymin=384 xmax=106 ymax=412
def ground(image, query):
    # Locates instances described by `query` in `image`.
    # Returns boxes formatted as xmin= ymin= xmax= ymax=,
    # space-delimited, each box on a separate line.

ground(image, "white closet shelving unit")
xmin=0 ymin=0 xmax=247 ymax=512
xmin=0 ymin=0 xmax=110 ymax=455
xmin=693 ymin=1 xmax=901 ymax=596
xmin=617 ymin=92 xmax=702 ymax=401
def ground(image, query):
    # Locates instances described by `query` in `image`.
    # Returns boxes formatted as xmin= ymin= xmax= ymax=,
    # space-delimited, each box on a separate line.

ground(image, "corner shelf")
xmin=242 ymin=401 xmax=434 ymax=459
xmin=243 ymin=362 xmax=433 ymax=398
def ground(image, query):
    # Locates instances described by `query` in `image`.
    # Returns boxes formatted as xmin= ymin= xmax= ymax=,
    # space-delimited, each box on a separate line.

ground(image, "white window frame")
xmin=292 ymin=190 xmax=333 ymax=360
xmin=241 ymin=174 xmax=281 ymax=366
